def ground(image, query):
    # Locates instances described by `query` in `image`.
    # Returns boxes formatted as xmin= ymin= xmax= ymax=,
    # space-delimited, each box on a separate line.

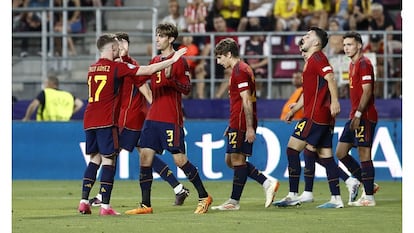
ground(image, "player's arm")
xmin=351 ymin=82 xmax=372 ymax=130
xmin=136 ymin=48 xmax=187 ymax=75
xmin=240 ymin=89 xmax=256 ymax=143
xmin=22 ymin=99 xmax=40 ymax=121
xmin=284 ymin=94 xmax=303 ymax=123
xmin=325 ymin=72 xmax=340 ymax=117
xmin=138 ymin=82 xmax=153 ymax=104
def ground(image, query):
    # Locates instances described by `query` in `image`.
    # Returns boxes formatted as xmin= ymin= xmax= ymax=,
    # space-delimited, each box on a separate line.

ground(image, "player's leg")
xmin=173 ymin=152 xmax=212 ymax=214
xmin=273 ymin=136 xmax=306 ymax=207
xmin=212 ymin=153 xmax=245 ymax=211
xmin=151 ymin=154 xmax=189 ymax=206
xmin=316 ymin=147 xmax=344 ymax=209
xmin=78 ymin=152 xmax=101 ymax=214
xmin=98 ymin=154 xmax=120 ymax=215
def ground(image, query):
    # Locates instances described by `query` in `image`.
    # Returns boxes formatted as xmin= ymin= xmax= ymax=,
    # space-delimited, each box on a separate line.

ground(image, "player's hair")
xmin=96 ymin=33 xmax=117 ymax=51
xmin=214 ymin=38 xmax=239 ymax=57
xmin=47 ymin=75 xmax=59 ymax=87
xmin=156 ymin=23 xmax=178 ymax=43
xmin=310 ymin=26 xmax=329 ymax=49
xmin=114 ymin=32 xmax=130 ymax=43
xmin=343 ymin=31 xmax=363 ymax=46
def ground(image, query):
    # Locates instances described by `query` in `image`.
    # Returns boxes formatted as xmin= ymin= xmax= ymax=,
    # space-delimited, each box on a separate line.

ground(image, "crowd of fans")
xmin=12 ymin=0 xmax=402 ymax=99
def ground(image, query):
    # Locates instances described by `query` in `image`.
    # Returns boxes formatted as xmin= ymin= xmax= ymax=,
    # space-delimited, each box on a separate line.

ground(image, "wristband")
xmin=354 ymin=111 xmax=362 ymax=118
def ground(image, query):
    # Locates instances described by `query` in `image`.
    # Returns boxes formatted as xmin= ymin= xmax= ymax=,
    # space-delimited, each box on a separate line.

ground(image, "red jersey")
xmin=348 ymin=55 xmax=378 ymax=122
xmin=145 ymin=54 xmax=191 ymax=127
xmin=228 ymin=61 xmax=257 ymax=130
xmin=302 ymin=51 xmax=334 ymax=125
xmin=83 ymin=58 xmax=140 ymax=130
xmin=118 ymin=55 xmax=149 ymax=131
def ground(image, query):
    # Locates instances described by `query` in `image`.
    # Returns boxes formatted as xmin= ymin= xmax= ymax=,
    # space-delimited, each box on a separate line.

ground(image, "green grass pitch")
xmin=12 ymin=180 xmax=402 ymax=233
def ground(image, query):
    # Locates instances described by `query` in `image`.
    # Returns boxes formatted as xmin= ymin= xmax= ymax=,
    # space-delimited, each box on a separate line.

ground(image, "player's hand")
xmin=223 ymin=126 xmax=229 ymax=137
xmin=245 ymin=127 xmax=256 ymax=143
xmin=172 ymin=47 xmax=187 ymax=62
xmin=330 ymin=100 xmax=340 ymax=117
xmin=284 ymin=111 xmax=294 ymax=123
xmin=119 ymin=39 xmax=129 ymax=57
xmin=350 ymin=117 xmax=360 ymax=131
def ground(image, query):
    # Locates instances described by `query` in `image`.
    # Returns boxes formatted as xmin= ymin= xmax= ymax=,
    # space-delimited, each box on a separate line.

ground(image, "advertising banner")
xmin=12 ymin=120 xmax=402 ymax=181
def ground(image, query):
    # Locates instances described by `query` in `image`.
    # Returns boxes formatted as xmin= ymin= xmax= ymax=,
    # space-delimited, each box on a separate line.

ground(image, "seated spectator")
xmin=347 ymin=0 xmax=382 ymax=31
xmin=218 ymin=0 xmax=243 ymax=31
xmin=300 ymin=0 xmax=328 ymax=30
xmin=13 ymin=0 xmax=42 ymax=57
xmin=178 ymin=31 xmax=200 ymax=79
xmin=183 ymin=0 xmax=209 ymax=47
xmin=147 ymin=0 xmax=187 ymax=55
xmin=237 ymin=0 xmax=273 ymax=31
xmin=273 ymin=0 xmax=301 ymax=32
xmin=329 ymin=0 xmax=352 ymax=30
xmin=53 ymin=0 xmax=84 ymax=56
xmin=325 ymin=18 xmax=345 ymax=57
xmin=240 ymin=25 xmax=270 ymax=98
xmin=194 ymin=13 xmax=238 ymax=99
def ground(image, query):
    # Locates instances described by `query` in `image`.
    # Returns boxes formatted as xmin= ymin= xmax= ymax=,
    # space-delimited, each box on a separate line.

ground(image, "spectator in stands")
xmin=13 ymin=0 xmax=42 ymax=57
xmin=218 ymin=0 xmax=243 ymax=31
xmin=329 ymin=0 xmax=353 ymax=30
xmin=179 ymin=31 xmax=200 ymax=81
xmin=366 ymin=2 xmax=401 ymax=97
xmin=273 ymin=0 xmax=301 ymax=32
xmin=300 ymin=0 xmax=328 ymax=30
xmin=194 ymin=13 xmax=238 ymax=99
xmin=22 ymin=75 xmax=84 ymax=121
xmin=81 ymin=0 xmax=106 ymax=31
xmin=162 ymin=0 xmax=187 ymax=31
xmin=147 ymin=0 xmax=187 ymax=55
xmin=279 ymin=70 xmax=304 ymax=121
xmin=240 ymin=25 xmax=270 ymax=98
xmin=237 ymin=0 xmax=273 ymax=31
xmin=53 ymin=0 xmax=84 ymax=56
xmin=325 ymin=18 xmax=345 ymax=57
xmin=347 ymin=0 xmax=382 ymax=31
xmin=205 ymin=0 xmax=221 ymax=32
xmin=183 ymin=0 xmax=209 ymax=47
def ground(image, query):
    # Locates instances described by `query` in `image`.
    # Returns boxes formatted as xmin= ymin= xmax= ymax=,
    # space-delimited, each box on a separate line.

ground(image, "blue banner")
xmin=12 ymin=120 xmax=402 ymax=181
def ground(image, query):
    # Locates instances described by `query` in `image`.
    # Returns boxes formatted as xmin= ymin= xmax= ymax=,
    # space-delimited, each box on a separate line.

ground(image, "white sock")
xmin=101 ymin=204 xmax=110 ymax=209
xmin=173 ymin=183 xmax=184 ymax=195
xmin=96 ymin=193 xmax=102 ymax=201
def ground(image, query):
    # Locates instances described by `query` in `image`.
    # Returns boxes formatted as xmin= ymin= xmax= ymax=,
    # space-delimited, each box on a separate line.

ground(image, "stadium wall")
xmin=12 ymin=120 xmax=402 ymax=181
xmin=12 ymin=99 xmax=402 ymax=120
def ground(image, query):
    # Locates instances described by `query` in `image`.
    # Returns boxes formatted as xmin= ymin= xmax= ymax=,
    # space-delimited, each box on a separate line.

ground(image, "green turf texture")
xmin=12 ymin=180 xmax=402 ymax=233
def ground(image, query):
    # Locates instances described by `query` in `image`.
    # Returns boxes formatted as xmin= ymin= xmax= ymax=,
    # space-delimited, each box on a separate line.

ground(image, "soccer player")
xmin=336 ymin=31 xmax=379 ymax=207
xmin=88 ymin=32 xmax=190 ymax=207
xmin=210 ymin=38 xmax=279 ymax=211
xmin=77 ymin=33 xmax=187 ymax=216
xmin=273 ymin=27 xmax=344 ymax=208
xmin=124 ymin=23 xmax=213 ymax=215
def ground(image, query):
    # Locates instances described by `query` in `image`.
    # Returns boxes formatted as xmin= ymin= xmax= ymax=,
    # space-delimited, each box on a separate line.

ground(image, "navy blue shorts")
xmin=291 ymin=118 xmax=333 ymax=148
xmin=339 ymin=119 xmax=377 ymax=147
xmin=119 ymin=128 xmax=141 ymax=152
xmin=226 ymin=127 xmax=253 ymax=156
xmin=138 ymin=120 xmax=186 ymax=155
xmin=85 ymin=127 xmax=119 ymax=157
